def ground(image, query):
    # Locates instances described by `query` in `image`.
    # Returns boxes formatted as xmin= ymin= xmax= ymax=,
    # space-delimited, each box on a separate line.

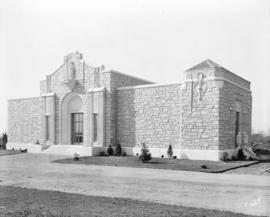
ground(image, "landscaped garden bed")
xmin=52 ymin=156 xmax=258 ymax=173
xmin=0 ymin=185 xmax=257 ymax=217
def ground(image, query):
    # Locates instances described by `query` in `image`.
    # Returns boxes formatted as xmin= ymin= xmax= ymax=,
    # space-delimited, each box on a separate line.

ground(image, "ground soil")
xmin=225 ymin=161 xmax=270 ymax=175
xmin=0 ymin=185 xmax=259 ymax=217
xmin=1 ymin=154 xmax=269 ymax=216
xmin=53 ymin=156 xmax=258 ymax=173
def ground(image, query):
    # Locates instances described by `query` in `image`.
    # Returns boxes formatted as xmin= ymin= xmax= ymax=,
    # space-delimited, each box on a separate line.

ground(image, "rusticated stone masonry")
xmin=117 ymin=84 xmax=181 ymax=148
xmin=7 ymin=54 xmax=252 ymax=160
xmin=8 ymin=97 xmax=41 ymax=143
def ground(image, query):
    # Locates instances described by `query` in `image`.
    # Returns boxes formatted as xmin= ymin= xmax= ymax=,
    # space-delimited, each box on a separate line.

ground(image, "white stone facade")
xmin=7 ymin=53 xmax=252 ymax=161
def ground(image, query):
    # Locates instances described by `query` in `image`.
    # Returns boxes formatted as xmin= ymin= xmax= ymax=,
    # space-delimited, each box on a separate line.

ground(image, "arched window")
xmin=69 ymin=62 xmax=76 ymax=80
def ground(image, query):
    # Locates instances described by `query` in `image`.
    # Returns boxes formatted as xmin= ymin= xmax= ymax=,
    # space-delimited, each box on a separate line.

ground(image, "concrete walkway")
xmin=0 ymin=153 xmax=269 ymax=216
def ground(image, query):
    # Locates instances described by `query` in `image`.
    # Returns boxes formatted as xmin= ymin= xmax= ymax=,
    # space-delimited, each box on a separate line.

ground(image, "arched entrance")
xmin=61 ymin=93 xmax=83 ymax=144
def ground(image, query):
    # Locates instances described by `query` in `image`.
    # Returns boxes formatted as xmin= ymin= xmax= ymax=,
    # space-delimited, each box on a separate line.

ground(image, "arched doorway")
xmin=61 ymin=93 xmax=83 ymax=144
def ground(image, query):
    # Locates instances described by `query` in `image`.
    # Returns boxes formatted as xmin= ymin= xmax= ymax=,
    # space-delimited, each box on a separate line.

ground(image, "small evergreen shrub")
xmin=222 ymin=152 xmax=229 ymax=161
xmin=237 ymin=148 xmax=245 ymax=160
xmin=107 ymin=145 xmax=114 ymax=156
xmin=231 ymin=156 xmax=237 ymax=161
xmin=139 ymin=142 xmax=151 ymax=163
xmin=99 ymin=151 xmax=107 ymax=156
xmin=73 ymin=153 xmax=80 ymax=161
xmin=201 ymin=165 xmax=207 ymax=169
xmin=167 ymin=145 xmax=173 ymax=158
xmin=121 ymin=150 xmax=127 ymax=156
xmin=36 ymin=140 xmax=40 ymax=145
xmin=2 ymin=132 xmax=8 ymax=150
xmin=115 ymin=143 xmax=122 ymax=156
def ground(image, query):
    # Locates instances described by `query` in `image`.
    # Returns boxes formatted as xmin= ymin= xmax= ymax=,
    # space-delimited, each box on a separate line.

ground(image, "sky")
xmin=0 ymin=0 xmax=270 ymax=134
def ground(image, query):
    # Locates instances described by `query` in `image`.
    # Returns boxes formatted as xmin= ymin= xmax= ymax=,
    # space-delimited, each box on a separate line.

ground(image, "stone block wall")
xmin=8 ymin=97 xmax=41 ymax=143
xmin=117 ymin=84 xmax=181 ymax=148
xmin=180 ymin=80 xmax=220 ymax=150
xmin=219 ymin=80 xmax=252 ymax=150
xmin=104 ymin=71 xmax=153 ymax=146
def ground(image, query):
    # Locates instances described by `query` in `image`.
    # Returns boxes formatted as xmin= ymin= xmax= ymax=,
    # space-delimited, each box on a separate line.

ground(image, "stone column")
xmin=97 ymin=90 xmax=105 ymax=147
xmin=41 ymin=93 xmax=56 ymax=144
xmin=87 ymin=88 xmax=105 ymax=147
xmin=41 ymin=96 xmax=46 ymax=143
xmin=86 ymin=91 xmax=93 ymax=146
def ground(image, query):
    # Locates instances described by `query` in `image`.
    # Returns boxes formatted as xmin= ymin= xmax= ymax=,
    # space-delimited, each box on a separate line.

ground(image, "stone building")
xmin=7 ymin=52 xmax=252 ymax=160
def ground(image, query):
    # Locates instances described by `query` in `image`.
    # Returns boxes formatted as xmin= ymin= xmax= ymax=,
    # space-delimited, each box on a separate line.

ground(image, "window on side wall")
xmin=93 ymin=113 xmax=98 ymax=142
xmin=46 ymin=115 xmax=49 ymax=141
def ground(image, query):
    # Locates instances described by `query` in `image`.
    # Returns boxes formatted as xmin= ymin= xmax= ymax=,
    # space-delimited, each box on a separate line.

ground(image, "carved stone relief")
xmin=195 ymin=72 xmax=207 ymax=101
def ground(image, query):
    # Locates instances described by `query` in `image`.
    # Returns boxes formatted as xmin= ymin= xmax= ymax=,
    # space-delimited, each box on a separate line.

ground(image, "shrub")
xmin=2 ymin=132 xmax=7 ymax=150
xmin=121 ymin=150 xmax=127 ymax=156
xmin=36 ymin=140 xmax=40 ymax=145
xmin=231 ymin=156 xmax=237 ymax=161
xmin=99 ymin=151 xmax=107 ymax=156
xmin=222 ymin=152 xmax=229 ymax=161
xmin=115 ymin=143 xmax=122 ymax=156
xmin=73 ymin=153 xmax=80 ymax=161
xmin=237 ymin=148 xmax=245 ymax=160
xmin=139 ymin=142 xmax=151 ymax=163
xmin=167 ymin=145 xmax=173 ymax=158
xmin=107 ymin=145 xmax=114 ymax=156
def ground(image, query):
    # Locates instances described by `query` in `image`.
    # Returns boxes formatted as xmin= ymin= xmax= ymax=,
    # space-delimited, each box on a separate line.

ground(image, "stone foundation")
xmin=123 ymin=147 xmax=237 ymax=161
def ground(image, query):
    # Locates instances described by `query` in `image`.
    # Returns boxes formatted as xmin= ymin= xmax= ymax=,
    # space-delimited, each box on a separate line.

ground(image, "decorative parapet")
xmin=117 ymin=83 xmax=181 ymax=91
xmin=183 ymin=59 xmax=250 ymax=91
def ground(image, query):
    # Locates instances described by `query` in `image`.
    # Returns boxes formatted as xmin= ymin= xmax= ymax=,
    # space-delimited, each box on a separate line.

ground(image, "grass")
xmin=52 ymin=156 xmax=258 ymax=173
xmin=0 ymin=185 xmax=258 ymax=217
xmin=0 ymin=149 xmax=22 ymax=156
xmin=255 ymin=149 xmax=270 ymax=155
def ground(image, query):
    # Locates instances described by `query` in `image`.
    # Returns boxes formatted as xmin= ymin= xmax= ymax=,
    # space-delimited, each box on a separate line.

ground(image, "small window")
xmin=46 ymin=115 xmax=49 ymax=141
xmin=93 ymin=113 xmax=98 ymax=142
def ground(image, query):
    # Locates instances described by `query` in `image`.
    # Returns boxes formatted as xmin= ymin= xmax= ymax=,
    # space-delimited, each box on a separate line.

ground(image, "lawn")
xmin=53 ymin=156 xmax=258 ymax=173
xmin=0 ymin=149 xmax=22 ymax=156
xmin=0 ymin=185 xmax=258 ymax=217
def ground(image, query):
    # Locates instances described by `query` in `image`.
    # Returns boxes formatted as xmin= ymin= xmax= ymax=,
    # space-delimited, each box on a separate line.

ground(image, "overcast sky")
xmin=0 ymin=0 xmax=269 ymax=134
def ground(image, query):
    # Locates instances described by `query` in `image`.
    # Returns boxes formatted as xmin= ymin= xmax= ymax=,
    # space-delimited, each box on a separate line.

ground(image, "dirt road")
xmin=0 ymin=154 xmax=269 ymax=216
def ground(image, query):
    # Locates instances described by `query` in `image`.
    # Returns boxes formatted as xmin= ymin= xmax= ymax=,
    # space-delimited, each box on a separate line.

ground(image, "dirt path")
xmin=0 ymin=154 xmax=269 ymax=216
